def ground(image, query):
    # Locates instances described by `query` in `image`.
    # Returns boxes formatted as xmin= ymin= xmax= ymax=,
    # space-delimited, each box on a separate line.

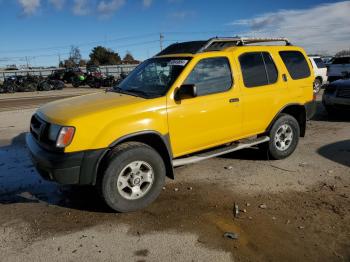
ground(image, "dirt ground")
xmin=0 ymin=92 xmax=349 ymax=262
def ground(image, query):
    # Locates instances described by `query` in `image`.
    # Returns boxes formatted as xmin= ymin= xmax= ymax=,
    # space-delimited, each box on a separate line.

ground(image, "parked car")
xmin=322 ymin=74 xmax=350 ymax=114
xmin=327 ymin=56 xmax=350 ymax=82
xmin=26 ymin=37 xmax=315 ymax=212
xmin=309 ymin=56 xmax=328 ymax=93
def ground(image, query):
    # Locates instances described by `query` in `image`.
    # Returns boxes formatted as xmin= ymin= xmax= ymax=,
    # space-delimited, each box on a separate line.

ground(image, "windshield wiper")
xmin=125 ymin=88 xmax=150 ymax=97
xmin=111 ymin=86 xmax=144 ymax=98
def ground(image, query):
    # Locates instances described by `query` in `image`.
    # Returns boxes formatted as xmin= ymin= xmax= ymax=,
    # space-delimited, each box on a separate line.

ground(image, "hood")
xmin=38 ymin=91 xmax=145 ymax=124
xmin=331 ymin=79 xmax=350 ymax=88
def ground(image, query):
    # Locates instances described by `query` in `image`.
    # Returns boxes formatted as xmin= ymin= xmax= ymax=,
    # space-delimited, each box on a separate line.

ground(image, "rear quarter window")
xmin=279 ymin=51 xmax=311 ymax=80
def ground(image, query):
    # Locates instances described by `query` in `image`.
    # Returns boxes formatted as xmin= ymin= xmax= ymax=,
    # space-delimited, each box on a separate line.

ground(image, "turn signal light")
xmin=56 ymin=127 xmax=75 ymax=148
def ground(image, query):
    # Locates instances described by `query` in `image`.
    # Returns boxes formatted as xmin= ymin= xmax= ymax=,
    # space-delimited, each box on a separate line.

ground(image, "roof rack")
xmin=199 ymin=37 xmax=291 ymax=52
xmin=156 ymin=37 xmax=292 ymax=56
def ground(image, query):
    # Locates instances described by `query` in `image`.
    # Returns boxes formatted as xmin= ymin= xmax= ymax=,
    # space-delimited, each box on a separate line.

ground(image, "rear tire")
xmin=266 ymin=114 xmax=300 ymax=160
xmin=313 ymin=78 xmax=322 ymax=94
xmin=100 ymin=142 xmax=166 ymax=212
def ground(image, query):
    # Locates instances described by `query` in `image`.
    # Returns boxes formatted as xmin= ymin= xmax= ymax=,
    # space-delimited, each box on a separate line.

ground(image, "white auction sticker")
xmin=168 ymin=60 xmax=188 ymax=66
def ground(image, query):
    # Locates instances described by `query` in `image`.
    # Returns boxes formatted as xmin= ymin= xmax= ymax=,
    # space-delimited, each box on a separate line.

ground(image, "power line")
xmin=0 ymin=33 xmax=159 ymax=54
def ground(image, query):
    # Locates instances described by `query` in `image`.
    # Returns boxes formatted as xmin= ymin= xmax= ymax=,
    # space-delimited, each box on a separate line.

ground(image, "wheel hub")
xmin=274 ymin=124 xmax=293 ymax=151
xmin=117 ymin=161 xmax=154 ymax=200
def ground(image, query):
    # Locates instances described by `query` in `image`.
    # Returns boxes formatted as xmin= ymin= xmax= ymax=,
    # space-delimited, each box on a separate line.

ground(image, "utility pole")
xmin=160 ymin=33 xmax=164 ymax=51
xmin=58 ymin=53 xmax=61 ymax=67
xmin=25 ymin=56 xmax=29 ymax=69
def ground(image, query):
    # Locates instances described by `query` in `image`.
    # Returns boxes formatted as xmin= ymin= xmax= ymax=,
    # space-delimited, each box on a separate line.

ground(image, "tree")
xmin=69 ymin=46 xmax=82 ymax=65
xmin=88 ymin=46 xmax=121 ymax=66
xmin=335 ymin=49 xmax=350 ymax=57
xmin=61 ymin=46 xmax=83 ymax=68
xmin=123 ymin=52 xmax=135 ymax=62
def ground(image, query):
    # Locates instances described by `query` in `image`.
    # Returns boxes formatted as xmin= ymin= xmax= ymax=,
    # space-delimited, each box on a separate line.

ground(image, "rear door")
xmin=236 ymin=50 xmax=286 ymax=136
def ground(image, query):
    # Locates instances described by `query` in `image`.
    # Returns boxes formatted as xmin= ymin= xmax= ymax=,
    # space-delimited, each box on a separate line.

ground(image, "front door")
xmin=167 ymin=56 xmax=242 ymax=157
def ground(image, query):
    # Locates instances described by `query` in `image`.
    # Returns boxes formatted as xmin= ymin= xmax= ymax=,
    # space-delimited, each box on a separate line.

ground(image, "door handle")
xmin=282 ymin=74 xmax=288 ymax=82
xmin=229 ymin=98 xmax=240 ymax=103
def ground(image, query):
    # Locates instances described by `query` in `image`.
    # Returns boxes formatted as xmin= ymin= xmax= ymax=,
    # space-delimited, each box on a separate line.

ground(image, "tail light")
xmin=56 ymin=127 xmax=75 ymax=148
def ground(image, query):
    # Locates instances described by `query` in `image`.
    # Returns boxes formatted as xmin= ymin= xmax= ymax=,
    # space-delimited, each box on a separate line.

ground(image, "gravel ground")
xmin=0 ymin=93 xmax=349 ymax=262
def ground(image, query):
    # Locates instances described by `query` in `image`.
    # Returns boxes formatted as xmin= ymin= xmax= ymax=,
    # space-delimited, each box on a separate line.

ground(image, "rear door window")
xmin=239 ymin=52 xmax=278 ymax=87
xmin=279 ymin=51 xmax=311 ymax=80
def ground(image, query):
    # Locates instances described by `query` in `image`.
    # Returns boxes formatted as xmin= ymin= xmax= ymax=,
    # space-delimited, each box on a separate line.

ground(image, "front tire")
xmin=267 ymin=114 xmax=300 ymax=160
xmin=100 ymin=142 xmax=166 ymax=212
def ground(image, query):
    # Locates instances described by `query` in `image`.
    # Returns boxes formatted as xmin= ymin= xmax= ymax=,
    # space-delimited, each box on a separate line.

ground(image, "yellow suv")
xmin=27 ymin=37 xmax=316 ymax=212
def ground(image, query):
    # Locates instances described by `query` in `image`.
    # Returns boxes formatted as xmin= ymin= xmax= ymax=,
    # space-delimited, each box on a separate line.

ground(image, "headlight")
xmin=56 ymin=126 xmax=75 ymax=148
xmin=48 ymin=124 xmax=61 ymax=141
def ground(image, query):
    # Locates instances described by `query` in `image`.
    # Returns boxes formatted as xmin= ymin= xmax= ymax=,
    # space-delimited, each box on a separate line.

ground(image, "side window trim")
xmin=261 ymin=52 xmax=279 ymax=85
xmin=184 ymin=56 xmax=234 ymax=97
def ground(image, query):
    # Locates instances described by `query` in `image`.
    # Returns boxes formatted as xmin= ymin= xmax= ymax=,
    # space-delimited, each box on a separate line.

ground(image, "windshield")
xmin=114 ymin=57 xmax=191 ymax=98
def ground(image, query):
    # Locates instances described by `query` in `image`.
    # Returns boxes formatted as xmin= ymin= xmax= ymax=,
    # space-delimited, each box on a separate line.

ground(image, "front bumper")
xmin=323 ymin=93 xmax=350 ymax=109
xmin=26 ymin=133 xmax=106 ymax=185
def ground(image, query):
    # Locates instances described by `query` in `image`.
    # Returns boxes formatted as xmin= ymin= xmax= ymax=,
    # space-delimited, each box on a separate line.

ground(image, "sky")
xmin=0 ymin=0 xmax=349 ymax=67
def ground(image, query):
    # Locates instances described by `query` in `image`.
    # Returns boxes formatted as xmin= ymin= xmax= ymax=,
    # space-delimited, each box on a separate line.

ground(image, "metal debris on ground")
xmin=234 ymin=203 xmax=239 ymax=218
xmin=259 ymin=204 xmax=267 ymax=209
xmin=224 ymin=166 xmax=233 ymax=170
xmin=223 ymin=232 xmax=239 ymax=240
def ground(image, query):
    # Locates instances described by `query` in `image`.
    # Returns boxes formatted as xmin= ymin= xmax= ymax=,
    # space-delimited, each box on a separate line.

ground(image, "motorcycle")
xmin=38 ymin=79 xmax=64 ymax=91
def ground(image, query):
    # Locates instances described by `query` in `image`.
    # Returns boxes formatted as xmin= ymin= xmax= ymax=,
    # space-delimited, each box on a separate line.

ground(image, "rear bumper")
xmin=305 ymin=100 xmax=317 ymax=120
xmin=26 ymin=133 xmax=106 ymax=185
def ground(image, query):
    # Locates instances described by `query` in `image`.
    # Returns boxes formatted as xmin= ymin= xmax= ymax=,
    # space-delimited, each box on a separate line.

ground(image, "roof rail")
xmin=156 ymin=37 xmax=292 ymax=56
xmin=199 ymin=37 xmax=291 ymax=52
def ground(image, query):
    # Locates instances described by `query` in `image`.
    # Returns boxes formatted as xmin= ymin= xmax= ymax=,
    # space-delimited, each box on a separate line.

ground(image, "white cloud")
xmin=226 ymin=1 xmax=350 ymax=55
xmin=143 ymin=0 xmax=152 ymax=7
xmin=18 ymin=0 xmax=40 ymax=15
xmin=49 ymin=0 xmax=65 ymax=10
xmin=72 ymin=0 xmax=90 ymax=15
xmin=97 ymin=0 xmax=125 ymax=17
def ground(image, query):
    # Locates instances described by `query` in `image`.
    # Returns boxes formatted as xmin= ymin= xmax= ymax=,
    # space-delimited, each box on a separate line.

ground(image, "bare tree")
xmin=335 ymin=49 xmax=350 ymax=57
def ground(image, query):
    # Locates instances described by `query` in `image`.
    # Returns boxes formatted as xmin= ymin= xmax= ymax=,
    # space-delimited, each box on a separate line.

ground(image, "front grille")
xmin=30 ymin=114 xmax=47 ymax=141
xmin=337 ymin=88 xmax=350 ymax=98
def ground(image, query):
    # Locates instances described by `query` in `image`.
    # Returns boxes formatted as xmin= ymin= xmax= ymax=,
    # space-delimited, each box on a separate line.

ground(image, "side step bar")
xmin=172 ymin=136 xmax=270 ymax=167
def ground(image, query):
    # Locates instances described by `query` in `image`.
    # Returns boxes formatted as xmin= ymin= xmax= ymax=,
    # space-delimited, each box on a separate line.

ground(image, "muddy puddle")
xmin=1 ymin=177 xmax=349 ymax=261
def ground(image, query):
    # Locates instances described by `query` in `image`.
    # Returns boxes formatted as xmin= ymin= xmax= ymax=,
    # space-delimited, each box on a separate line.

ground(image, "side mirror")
xmin=174 ymin=84 xmax=197 ymax=101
